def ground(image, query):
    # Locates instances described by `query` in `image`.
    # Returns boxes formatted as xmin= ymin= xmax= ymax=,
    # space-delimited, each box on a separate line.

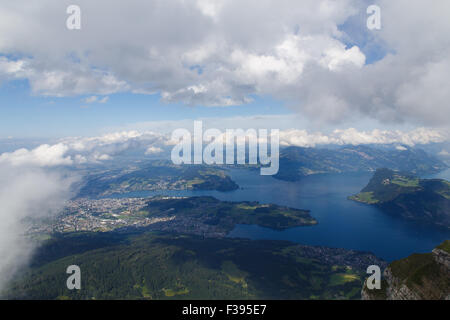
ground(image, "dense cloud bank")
xmin=0 ymin=1 xmax=449 ymax=125
xmin=0 ymin=166 xmax=76 ymax=291
xmin=0 ymin=127 xmax=447 ymax=167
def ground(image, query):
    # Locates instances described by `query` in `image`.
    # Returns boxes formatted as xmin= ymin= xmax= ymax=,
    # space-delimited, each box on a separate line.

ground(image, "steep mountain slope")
xmin=78 ymin=161 xmax=239 ymax=197
xmin=362 ymin=241 xmax=450 ymax=300
xmin=4 ymin=232 xmax=386 ymax=300
xmin=349 ymin=168 xmax=450 ymax=228
xmin=275 ymin=145 xmax=446 ymax=181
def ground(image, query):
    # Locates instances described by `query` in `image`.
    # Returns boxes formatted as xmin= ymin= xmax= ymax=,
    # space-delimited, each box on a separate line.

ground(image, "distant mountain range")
xmin=275 ymin=145 xmax=447 ymax=181
xmin=362 ymin=240 xmax=449 ymax=300
xmin=349 ymin=168 xmax=450 ymax=229
xmin=77 ymin=161 xmax=239 ymax=198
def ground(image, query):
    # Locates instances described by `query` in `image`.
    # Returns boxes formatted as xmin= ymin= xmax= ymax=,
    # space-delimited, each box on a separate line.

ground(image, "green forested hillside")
xmin=4 ymin=232 xmax=384 ymax=300
xmin=143 ymin=196 xmax=317 ymax=231
xmin=349 ymin=169 xmax=450 ymax=228
xmin=78 ymin=161 xmax=239 ymax=197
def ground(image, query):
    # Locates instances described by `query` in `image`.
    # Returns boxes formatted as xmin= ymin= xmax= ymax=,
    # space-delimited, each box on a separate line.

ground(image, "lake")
xmin=109 ymin=168 xmax=450 ymax=261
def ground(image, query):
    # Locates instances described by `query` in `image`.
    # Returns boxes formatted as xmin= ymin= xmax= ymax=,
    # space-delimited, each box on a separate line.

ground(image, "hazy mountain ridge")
xmin=77 ymin=161 xmax=239 ymax=198
xmin=275 ymin=145 xmax=447 ymax=181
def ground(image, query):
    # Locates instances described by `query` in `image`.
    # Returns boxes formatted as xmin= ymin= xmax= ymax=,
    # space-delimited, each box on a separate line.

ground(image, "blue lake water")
xmin=109 ymin=168 xmax=450 ymax=262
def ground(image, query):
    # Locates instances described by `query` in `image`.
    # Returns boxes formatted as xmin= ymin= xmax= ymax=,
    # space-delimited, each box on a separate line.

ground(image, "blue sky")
xmin=0 ymin=1 xmax=448 ymax=142
xmin=0 ymin=79 xmax=291 ymax=138
xmin=0 ymin=13 xmax=387 ymax=139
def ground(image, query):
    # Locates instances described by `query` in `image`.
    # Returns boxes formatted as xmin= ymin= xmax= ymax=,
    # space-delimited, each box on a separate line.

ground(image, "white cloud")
xmin=84 ymin=96 xmax=98 ymax=104
xmin=2 ymin=125 xmax=447 ymax=169
xmin=1 ymin=1 xmax=448 ymax=125
xmin=279 ymin=127 xmax=449 ymax=148
xmin=321 ymin=45 xmax=366 ymax=71
xmin=0 ymin=165 xmax=76 ymax=292
xmin=0 ymin=57 xmax=25 ymax=76
xmin=0 ymin=130 xmax=169 ymax=168
xmin=439 ymin=150 xmax=449 ymax=157
xmin=98 ymin=96 xmax=109 ymax=103
xmin=195 ymin=0 xmax=226 ymax=20
xmin=0 ymin=143 xmax=72 ymax=167
xmin=83 ymin=96 xmax=109 ymax=104
xmin=145 ymin=146 xmax=163 ymax=155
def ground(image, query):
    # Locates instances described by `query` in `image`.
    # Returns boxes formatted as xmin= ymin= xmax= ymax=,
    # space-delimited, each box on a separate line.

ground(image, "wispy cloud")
xmin=83 ymin=96 xmax=109 ymax=104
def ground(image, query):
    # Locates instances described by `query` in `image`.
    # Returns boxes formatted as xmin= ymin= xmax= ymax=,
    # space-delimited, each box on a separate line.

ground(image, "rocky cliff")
xmin=362 ymin=240 xmax=450 ymax=300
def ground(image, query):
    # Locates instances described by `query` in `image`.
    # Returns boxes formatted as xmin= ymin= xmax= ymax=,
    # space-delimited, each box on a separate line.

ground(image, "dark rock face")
xmin=383 ymin=267 xmax=421 ymax=300
xmin=432 ymin=248 xmax=450 ymax=270
xmin=362 ymin=241 xmax=450 ymax=300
